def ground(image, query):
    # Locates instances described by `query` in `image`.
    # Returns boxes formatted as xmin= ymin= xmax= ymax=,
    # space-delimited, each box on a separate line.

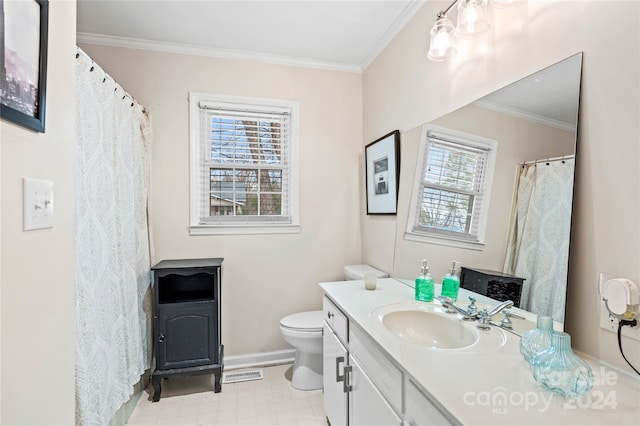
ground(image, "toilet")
xmin=279 ymin=264 xmax=389 ymax=390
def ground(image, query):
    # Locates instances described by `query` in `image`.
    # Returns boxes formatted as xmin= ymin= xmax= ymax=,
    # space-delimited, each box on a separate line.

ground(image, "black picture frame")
xmin=365 ymin=130 xmax=400 ymax=215
xmin=0 ymin=0 xmax=48 ymax=133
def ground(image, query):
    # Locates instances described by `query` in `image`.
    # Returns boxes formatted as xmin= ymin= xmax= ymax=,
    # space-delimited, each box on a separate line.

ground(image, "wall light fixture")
xmin=427 ymin=0 xmax=526 ymax=61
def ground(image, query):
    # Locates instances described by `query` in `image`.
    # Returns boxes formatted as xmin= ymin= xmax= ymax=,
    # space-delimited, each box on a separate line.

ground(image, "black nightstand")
xmin=150 ymin=258 xmax=224 ymax=401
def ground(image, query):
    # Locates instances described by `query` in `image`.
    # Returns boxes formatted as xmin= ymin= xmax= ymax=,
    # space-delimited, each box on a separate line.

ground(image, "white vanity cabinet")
xmin=349 ymin=354 xmax=402 ymax=426
xmin=323 ymin=297 xmax=349 ymax=426
xmin=323 ymin=322 xmax=348 ymax=426
xmin=322 ymin=295 xmax=451 ymax=426
xmin=404 ymin=379 xmax=452 ymax=426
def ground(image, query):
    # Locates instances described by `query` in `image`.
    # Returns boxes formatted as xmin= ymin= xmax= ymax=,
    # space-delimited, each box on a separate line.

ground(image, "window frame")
xmin=405 ymin=124 xmax=497 ymax=250
xmin=189 ymin=92 xmax=300 ymax=235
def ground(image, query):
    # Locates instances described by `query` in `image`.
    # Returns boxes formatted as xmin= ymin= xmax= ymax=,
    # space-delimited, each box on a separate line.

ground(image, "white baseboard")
xmin=224 ymin=349 xmax=296 ymax=371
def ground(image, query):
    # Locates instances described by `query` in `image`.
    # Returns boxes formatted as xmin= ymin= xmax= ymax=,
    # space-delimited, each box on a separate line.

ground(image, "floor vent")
xmin=222 ymin=369 xmax=264 ymax=384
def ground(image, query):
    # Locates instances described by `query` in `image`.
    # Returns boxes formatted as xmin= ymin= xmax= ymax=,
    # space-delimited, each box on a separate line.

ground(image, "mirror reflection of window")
xmin=407 ymin=126 xmax=497 ymax=248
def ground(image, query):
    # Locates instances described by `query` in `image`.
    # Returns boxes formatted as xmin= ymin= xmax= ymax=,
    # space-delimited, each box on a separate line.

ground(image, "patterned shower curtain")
xmin=503 ymin=159 xmax=575 ymax=323
xmin=75 ymin=49 xmax=152 ymax=426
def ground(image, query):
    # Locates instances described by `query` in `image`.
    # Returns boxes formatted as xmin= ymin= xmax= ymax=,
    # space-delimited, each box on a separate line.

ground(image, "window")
xmin=406 ymin=125 xmax=497 ymax=249
xmin=189 ymin=93 xmax=299 ymax=235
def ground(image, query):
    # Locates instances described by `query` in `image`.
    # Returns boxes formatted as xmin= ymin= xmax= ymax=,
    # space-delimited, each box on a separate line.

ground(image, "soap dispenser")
xmin=441 ymin=261 xmax=460 ymax=300
xmin=415 ymin=259 xmax=434 ymax=302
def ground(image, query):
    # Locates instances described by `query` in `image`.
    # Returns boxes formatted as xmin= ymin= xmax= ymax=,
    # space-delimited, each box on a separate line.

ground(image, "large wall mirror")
xmin=392 ymin=53 xmax=583 ymax=335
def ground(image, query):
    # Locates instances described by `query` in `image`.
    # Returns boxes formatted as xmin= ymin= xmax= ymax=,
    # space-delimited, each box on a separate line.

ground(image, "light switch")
xmin=23 ymin=178 xmax=54 ymax=231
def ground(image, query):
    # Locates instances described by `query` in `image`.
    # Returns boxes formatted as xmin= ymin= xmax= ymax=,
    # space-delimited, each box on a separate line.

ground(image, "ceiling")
xmin=76 ymin=0 xmax=426 ymax=72
xmin=477 ymin=53 xmax=582 ymax=130
xmin=76 ymin=1 xmax=580 ymax=127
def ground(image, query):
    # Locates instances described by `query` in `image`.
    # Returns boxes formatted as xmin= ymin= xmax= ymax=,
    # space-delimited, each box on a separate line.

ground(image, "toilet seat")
xmin=280 ymin=310 xmax=323 ymax=332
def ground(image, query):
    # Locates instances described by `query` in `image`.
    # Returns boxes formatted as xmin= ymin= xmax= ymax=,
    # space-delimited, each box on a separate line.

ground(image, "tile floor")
xmin=127 ymin=364 xmax=327 ymax=426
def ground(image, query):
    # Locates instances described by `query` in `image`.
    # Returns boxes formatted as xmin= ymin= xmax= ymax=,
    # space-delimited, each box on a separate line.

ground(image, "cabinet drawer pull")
xmin=158 ymin=334 xmax=165 ymax=343
xmin=336 ymin=356 xmax=345 ymax=382
xmin=327 ymin=311 xmax=334 ymax=319
xmin=343 ymin=365 xmax=352 ymax=393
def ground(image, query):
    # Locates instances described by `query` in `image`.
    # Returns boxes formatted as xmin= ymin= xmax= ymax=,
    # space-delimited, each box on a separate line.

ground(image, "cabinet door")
xmin=323 ymin=323 xmax=348 ymax=426
xmin=349 ymin=355 xmax=401 ymax=426
xmin=404 ymin=379 xmax=452 ymax=426
xmin=157 ymin=302 xmax=216 ymax=370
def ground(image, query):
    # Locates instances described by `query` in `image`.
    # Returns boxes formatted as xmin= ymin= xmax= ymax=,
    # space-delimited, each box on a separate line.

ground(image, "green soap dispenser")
xmin=441 ymin=261 xmax=460 ymax=300
xmin=415 ymin=259 xmax=434 ymax=302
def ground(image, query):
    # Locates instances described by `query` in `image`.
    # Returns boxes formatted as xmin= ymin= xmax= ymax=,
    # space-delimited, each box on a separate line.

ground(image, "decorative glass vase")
xmin=530 ymin=332 xmax=593 ymax=398
xmin=520 ymin=316 xmax=554 ymax=362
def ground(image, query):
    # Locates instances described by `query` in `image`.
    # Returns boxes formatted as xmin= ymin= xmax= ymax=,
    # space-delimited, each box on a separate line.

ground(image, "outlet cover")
xmin=23 ymin=178 xmax=54 ymax=231
xmin=599 ymin=298 xmax=640 ymax=342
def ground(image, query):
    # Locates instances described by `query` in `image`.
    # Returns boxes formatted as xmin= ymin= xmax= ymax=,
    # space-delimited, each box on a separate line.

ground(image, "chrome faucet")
xmin=476 ymin=300 xmax=514 ymax=330
xmin=436 ymin=296 xmax=479 ymax=320
xmin=499 ymin=310 xmax=526 ymax=330
xmin=437 ymin=296 xmax=515 ymax=330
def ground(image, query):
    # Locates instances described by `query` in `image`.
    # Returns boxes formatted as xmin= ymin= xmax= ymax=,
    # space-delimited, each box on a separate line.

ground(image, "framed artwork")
xmin=0 ymin=0 xmax=49 ymax=133
xmin=365 ymin=130 xmax=400 ymax=215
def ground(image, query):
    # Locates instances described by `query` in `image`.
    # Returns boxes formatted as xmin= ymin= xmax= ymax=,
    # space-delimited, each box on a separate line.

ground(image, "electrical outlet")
xmin=599 ymin=299 xmax=640 ymax=342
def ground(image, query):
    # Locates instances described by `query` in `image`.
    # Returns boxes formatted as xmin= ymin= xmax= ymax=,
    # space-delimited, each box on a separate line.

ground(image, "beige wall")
xmin=363 ymin=1 xmax=639 ymax=372
xmin=0 ymin=1 xmax=76 ymax=424
xmin=79 ymin=44 xmax=363 ymax=355
xmin=394 ymin=103 xmax=576 ymax=280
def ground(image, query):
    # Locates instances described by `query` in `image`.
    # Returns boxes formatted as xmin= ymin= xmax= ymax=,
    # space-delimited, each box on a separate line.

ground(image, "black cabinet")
xmin=151 ymin=258 xmax=224 ymax=402
xmin=460 ymin=267 xmax=526 ymax=308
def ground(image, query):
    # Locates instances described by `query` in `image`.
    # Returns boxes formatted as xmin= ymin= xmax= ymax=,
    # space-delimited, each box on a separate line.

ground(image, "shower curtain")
xmin=75 ymin=50 xmax=152 ymax=426
xmin=503 ymin=159 xmax=575 ymax=323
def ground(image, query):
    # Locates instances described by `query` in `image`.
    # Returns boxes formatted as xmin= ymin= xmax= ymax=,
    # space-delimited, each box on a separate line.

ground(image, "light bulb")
xmin=427 ymin=17 xmax=457 ymax=61
xmin=456 ymin=0 xmax=490 ymax=37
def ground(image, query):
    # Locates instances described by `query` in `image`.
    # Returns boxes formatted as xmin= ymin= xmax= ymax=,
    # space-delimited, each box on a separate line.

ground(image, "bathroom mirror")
xmin=392 ymin=53 xmax=583 ymax=335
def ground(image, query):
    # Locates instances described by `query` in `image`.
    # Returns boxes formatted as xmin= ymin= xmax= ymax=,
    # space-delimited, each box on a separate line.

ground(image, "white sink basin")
xmin=381 ymin=309 xmax=478 ymax=349
xmin=370 ymin=302 xmax=508 ymax=352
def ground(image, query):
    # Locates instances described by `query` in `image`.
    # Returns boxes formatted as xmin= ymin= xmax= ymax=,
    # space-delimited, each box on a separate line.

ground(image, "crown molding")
xmin=360 ymin=0 xmax=426 ymax=70
xmin=76 ymin=32 xmax=362 ymax=74
xmin=474 ymin=99 xmax=577 ymax=132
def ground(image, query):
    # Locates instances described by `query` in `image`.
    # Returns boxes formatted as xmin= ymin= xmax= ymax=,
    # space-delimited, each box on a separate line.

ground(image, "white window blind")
xmin=189 ymin=94 xmax=299 ymax=234
xmin=409 ymin=128 xmax=496 ymax=245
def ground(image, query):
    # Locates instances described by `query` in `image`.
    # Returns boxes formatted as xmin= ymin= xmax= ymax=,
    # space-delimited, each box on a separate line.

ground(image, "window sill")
xmin=190 ymin=224 xmax=301 ymax=236
xmin=404 ymin=231 xmax=485 ymax=251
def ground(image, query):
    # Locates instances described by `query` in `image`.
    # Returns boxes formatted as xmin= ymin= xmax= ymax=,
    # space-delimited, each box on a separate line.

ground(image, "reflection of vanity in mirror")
xmin=393 ymin=53 xmax=583 ymax=335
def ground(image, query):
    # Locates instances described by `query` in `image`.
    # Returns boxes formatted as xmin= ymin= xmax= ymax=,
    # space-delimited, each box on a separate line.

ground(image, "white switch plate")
xmin=23 ymin=178 xmax=54 ymax=231
xmin=599 ymin=273 xmax=640 ymax=342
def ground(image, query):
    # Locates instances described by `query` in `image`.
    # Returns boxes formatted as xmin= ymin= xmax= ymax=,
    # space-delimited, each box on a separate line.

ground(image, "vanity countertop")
xmin=320 ymin=278 xmax=640 ymax=425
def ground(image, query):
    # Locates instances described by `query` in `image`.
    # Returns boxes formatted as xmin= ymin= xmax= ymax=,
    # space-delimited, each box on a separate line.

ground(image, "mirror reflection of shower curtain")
xmin=503 ymin=159 xmax=575 ymax=323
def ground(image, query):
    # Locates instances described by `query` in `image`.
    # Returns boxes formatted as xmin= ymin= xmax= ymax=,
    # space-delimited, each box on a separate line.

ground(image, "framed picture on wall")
xmin=365 ymin=130 xmax=400 ymax=215
xmin=0 ymin=0 xmax=49 ymax=133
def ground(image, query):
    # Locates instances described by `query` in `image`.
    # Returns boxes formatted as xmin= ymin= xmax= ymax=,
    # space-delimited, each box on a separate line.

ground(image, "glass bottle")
xmin=415 ymin=259 xmax=434 ymax=302
xmin=441 ymin=261 xmax=460 ymax=300
xmin=520 ymin=316 xmax=554 ymax=362
xmin=530 ymin=331 xmax=593 ymax=398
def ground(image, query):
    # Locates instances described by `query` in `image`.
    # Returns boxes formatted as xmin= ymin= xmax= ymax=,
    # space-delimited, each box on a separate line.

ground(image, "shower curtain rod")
xmin=75 ymin=47 xmax=147 ymax=114
xmin=521 ymin=154 xmax=575 ymax=166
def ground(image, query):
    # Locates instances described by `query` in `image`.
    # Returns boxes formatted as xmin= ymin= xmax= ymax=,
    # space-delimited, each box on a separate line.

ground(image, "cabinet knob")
xmin=327 ymin=311 xmax=334 ymax=319
xmin=158 ymin=334 xmax=165 ymax=343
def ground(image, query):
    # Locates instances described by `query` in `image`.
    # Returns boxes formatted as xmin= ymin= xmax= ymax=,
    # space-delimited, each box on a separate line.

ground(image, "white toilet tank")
xmin=344 ymin=264 xmax=389 ymax=281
